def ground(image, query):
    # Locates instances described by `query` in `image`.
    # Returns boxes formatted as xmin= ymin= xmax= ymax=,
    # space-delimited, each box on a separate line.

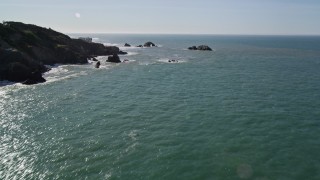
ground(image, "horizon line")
xmin=65 ymin=32 xmax=320 ymax=36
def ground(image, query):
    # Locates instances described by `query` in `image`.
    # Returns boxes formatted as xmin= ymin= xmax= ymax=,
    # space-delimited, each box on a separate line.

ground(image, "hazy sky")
xmin=1 ymin=0 xmax=320 ymax=35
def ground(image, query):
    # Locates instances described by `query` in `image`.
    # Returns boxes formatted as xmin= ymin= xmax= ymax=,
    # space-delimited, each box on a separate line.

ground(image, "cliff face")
xmin=0 ymin=21 xmax=120 ymax=83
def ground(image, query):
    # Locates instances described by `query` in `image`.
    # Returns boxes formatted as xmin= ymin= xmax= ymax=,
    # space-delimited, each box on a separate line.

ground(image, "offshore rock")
xmin=144 ymin=41 xmax=156 ymax=47
xmin=107 ymin=54 xmax=121 ymax=63
xmin=168 ymin=59 xmax=178 ymax=63
xmin=197 ymin=45 xmax=212 ymax=51
xmin=188 ymin=45 xmax=212 ymax=51
xmin=118 ymin=51 xmax=128 ymax=55
xmin=124 ymin=43 xmax=131 ymax=47
xmin=188 ymin=46 xmax=197 ymax=50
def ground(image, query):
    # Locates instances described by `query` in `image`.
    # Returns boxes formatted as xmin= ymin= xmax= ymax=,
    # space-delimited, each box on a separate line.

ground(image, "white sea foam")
xmin=45 ymin=65 xmax=69 ymax=75
xmin=138 ymin=62 xmax=152 ymax=66
xmin=43 ymin=65 xmax=89 ymax=84
xmin=157 ymin=58 xmax=187 ymax=64
xmin=119 ymin=46 xmax=142 ymax=51
xmin=95 ymin=56 xmax=109 ymax=61
xmin=93 ymin=63 xmax=112 ymax=70
xmin=92 ymin=37 xmax=99 ymax=42
xmin=103 ymin=43 xmax=119 ymax=46
xmin=122 ymin=59 xmax=136 ymax=63
xmin=0 ymin=88 xmax=9 ymax=98
xmin=45 ymin=71 xmax=88 ymax=83
xmin=128 ymin=130 xmax=139 ymax=140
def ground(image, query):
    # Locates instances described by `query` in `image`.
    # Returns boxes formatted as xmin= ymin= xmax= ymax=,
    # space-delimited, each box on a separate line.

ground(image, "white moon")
xmin=75 ymin=13 xmax=81 ymax=18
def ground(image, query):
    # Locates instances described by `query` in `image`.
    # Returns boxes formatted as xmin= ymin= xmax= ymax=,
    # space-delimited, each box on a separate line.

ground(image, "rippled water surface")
xmin=1 ymin=35 xmax=320 ymax=179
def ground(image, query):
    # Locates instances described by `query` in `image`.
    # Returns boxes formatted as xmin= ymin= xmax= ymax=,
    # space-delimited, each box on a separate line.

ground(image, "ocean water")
xmin=1 ymin=34 xmax=320 ymax=180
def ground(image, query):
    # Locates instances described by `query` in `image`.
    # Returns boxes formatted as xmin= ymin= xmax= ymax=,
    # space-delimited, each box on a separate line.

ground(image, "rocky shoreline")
xmin=0 ymin=21 xmax=213 ymax=85
xmin=0 ymin=21 xmax=124 ymax=85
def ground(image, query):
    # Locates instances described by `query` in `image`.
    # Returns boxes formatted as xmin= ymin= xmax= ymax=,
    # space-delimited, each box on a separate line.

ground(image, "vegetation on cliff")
xmin=0 ymin=21 xmax=121 ymax=84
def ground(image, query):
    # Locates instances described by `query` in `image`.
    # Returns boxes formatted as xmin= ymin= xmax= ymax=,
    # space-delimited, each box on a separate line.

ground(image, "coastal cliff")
xmin=0 ymin=21 xmax=121 ymax=83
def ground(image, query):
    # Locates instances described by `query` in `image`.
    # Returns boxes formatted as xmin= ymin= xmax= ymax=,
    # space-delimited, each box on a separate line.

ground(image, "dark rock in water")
xmin=22 ymin=71 xmax=46 ymax=85
xmin=22 ymin=79 xmax=38 ymax=85
xmin=188 ymin=45 xmax=212 ymax=51
xmin=118 ymin=51 xmax=128 ymax=55
xmin=123 ymin=59 xmax=129 ymax=63
xmin=144 ymin=42 xmax=156 ymax=47
xmin=124 ymin=43 xmax=131 ymax=47
xmin=197 ymin=45 xmax=212 ymax=51
xmin=95 ymin=61 xmax=101 ymax=68
xmin=31 ymin=71 xmax=46 ymax=83
xmin=136 ymin=45 xmax=143 ymax=47
xmin=2 ymin=60 xmax=32 ymax=82
xmin=107 ymin=54 xmax=121 ymax=63
xmin=168 ymin=59 xmax=178 ymax=63
xmin=92 ymin=57 xmax=98 ymax=61
xmin=188 ymin=46 xmax=197 ymax=50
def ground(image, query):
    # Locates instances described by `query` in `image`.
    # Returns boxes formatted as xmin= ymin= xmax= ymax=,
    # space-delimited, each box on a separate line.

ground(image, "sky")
xmin=1 ymin=0 xmax=320 ymax=35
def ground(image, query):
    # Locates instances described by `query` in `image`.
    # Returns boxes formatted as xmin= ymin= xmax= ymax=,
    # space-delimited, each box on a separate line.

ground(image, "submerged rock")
xmin=136 ymin=45 xmax=143 ymax=47
xmin=107 ymin=54 xmax=121 ymax=63
xmin=168 ymin=59 xmax=178 ymax=63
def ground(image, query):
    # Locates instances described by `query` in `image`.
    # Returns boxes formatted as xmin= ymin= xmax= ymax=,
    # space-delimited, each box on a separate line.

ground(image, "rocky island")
xmin=0 ymin=21 xmax=123 ymax=84
xmin=188 ymin=45 xmax=212 ymax=51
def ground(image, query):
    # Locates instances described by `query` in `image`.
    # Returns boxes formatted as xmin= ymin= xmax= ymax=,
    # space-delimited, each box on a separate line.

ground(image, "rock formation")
xmin=95 ymin=61 xmax=101 ymax=68
xmin=118 ymin=51 xmax=128 ymax=55
xmin=188 ymin=46 xmax=197 ymax=50
xmin=144 ymin=42 xmax=156 ymax=47
xmin=22 ymin=71 xmax=46 ymax=85
xmin=0 ymin=21 xmax=124 ymax=84
xmin=188 ymin=45 xmax=212 ymax=51
xmin=168 ymin=59 xmax=178 ymax=63
xmin=107 ymin=54 xmax=121 ymax=63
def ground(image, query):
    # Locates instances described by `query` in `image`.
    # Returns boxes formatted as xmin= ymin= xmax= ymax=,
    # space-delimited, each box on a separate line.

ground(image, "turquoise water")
xmin=1 ymin=35 xmax=320 ymax=179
